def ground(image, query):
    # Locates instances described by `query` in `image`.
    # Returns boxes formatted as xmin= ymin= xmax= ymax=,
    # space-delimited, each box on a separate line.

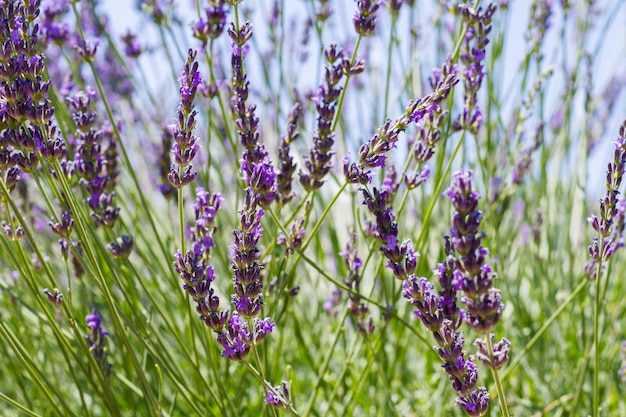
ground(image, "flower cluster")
xmin=49 ymin=209 xmax=74 ymax=259
xmin=276 ymin=102 xmax=302 ymax=206
xmin=41 ymin=0 xmax=70 ymax=45
xmin=167 ymin=49 xmax=201 ymax=189
xmin=444 ymin=171 xmax=505 ymax=335
xmin=176 ymin=187 xmax=224 ymax=324
xmin=67 ymin=89 xmax=120 ymax=228
xmin=1 ymin=0 xmax=64 ymax=201
xmin=107 ymin=234 xmax=134 ymax=260
xmin=157 ymin=124 xmax=176 ymax=199
xmin=399 ymin=171 xmax=510 ymax=416
xmin=403 ymin=277 xmax=489 ymax=416
xmin=193 ymin=0 xmax=227 ymax=45
xmin=276 ymin=213 xmax=306 ymax=256
xmin=121 ymin=31 xmax=143 ymax=58
xmin=436 ymin=236 xmax=464 ymax=330
xmin=361 ymin=187 xmax=417 ymax=280
xmin=586 ymin=120 xmax=626 ymax=276
xmin=453 ymin=3 xmax=497 ymax=134
xmin=344 ymin=60 xmax=458 ymax=185
xmin=231 ymin=189 xmax=266 ymax=317
xmin=176 ymin=185 xmax=277 ymax=361
xmin=193 ymin=188 xmax=223 ymax=256
xmin=85 ymin=308 xmax=112 ymax=380
xmin=265 ymin=380 xmax=291 ymax=410
xmin=300 ymin=44 xmax=356 ymax=191
xmin=341 ymin=231 xmax=374 ymax=334
xmin=353 ymin=0 xmax=380 ymax=37
xmin=229 ymin=21 xmax=277 ymax=207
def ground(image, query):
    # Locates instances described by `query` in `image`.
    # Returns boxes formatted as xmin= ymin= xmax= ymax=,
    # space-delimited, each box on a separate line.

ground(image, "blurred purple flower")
xmin=86 ymin=308 xmax=112 ymax=380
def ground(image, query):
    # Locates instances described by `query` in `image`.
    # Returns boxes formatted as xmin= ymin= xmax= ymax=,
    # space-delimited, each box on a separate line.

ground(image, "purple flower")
xmin=453 ymin=4 xmax=497 ymax=134
xmin=265 ymin=381 xmax=291 ymax=409
xmin=193 ymin=1 xmax=227 ymax=44
xmin=107 ymin=234 xmax=134 ymax=260
xmin=277 ymin=209 xmax=307 ymax=256
xmin=276 ymin=102 xmax=303 ymax=206
xmin=346 ymin=60 xmax=457 ymax=185
xmin=121 ymin=31 xmax=143 ymax=58
xmin=402 ymin=274 xmax=488 ymax=415
xmin=455 ymin=387 xmax=490 ymax=417
xmin=353 ymin=0 xmax=380 ymax=36
xmin=168 ymin=49 xmax=201 ymax=189
xmin=299 ymin=44 xmax=346 ymax=191
xmin=228 ymin=21 xmax=278 ymax=206
xmin=339 ymin=231 xmax=374 ymax=334
xmin=66 ymin=89 xmax=120 ymax=228
xmin=445 ymin=170 xmax=504 ymax=334
xmin=586 ymin=121 xmax=626 ymax=275
xmin=85 ymin=308 xmax=112 ymax=379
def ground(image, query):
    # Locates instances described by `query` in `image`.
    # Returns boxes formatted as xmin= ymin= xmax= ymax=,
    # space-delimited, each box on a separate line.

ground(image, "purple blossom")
xmin=276 ymin=102 xmax=302 ymax=206
xmin=193 ymin=1 xmax=227 ymax=44
xmin=265 ymin=380 xmax=291 ymax=409
xmin=353 ymin=0 xmax=380 ymax=36
xmin=277 ymin=210 xmax=307 ymax=256
xmin=67 ymin=89 xmax=120 ymax=228
xmin=168 ymin=49 xmax=201 ymax=189
xmin=453 ymin=4 xmax=497 ymax=134
xmin=85 ymin=308 xmax=112 ymax=380
xmin=229 ymin=21 xmax=278 ymax=207
xmin=455 ymin=387 xmax=490 ymax=417
xmin=121 ymin=31 xmax=143 ymax=58
xmin=445 ymin=170 xmax=504 ymax=334
xmin=216 ymin=312 xmax=275 ymax=361
xmin=299 ymin=44 xmax=349 ymax=191
xmin=586 ymin=121 xmax=626 ymax=276
xmin=340 ymin=231 xmax=374 ymax=334
xmin=402 ymin=275 xmax=488 ymax=415
xmin=346 ymin=60 xmax=457 ymax=185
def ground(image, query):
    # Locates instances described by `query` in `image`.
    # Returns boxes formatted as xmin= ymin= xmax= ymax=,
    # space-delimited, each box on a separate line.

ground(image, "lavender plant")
xmin=0 ymin=0 xmax=625 ymax=416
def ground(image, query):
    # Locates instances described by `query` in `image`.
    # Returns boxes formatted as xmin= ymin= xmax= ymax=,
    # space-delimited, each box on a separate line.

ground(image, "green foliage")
xmin=0 ymin=1 xmax=625 ymax=416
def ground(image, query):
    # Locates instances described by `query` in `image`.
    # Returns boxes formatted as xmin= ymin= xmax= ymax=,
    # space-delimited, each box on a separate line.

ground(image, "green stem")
xmin=498 ymin=277 xmax=588 ymax=382
xmin=383 ymin=15 xmax=398 ymax=120
xmin=331 ymin=36 xmax=363 ymax=132
xmin=486 ymin=335 xmax=510 ymax=417
xmin=593 ymin=239 xmax=604 ymax=417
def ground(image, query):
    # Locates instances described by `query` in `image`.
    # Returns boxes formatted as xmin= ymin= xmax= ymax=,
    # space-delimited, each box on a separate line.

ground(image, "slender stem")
xmin=486 ymin=335 xmax=510 ymax=417
xmin=178 ymin=187 xmax=185 ymax=254
xmin=331 ymin=36 xmax=363 ymax=132
xmin=593 ymin=239 xmax=605 ymax=417
xmin=498 ymin=277 xmax=588 ymax=382
xmin=383 ymin=15 xmax=398 ymax=119
xmin=301 ymin=307 xmax=351 ymax=417
xmin=244 ymin=362 xmax=301 ymax=416
xmin=0 ymin=391 xmax=42 ymax=417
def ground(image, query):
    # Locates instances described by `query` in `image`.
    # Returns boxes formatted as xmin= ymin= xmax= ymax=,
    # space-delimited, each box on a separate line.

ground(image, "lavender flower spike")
xmin=299 ymin=44 xmax=346 ymax=191
xmin=168 ymin=49 xmax=202 ymax=189
xmin=443 ymin=170 xmax=510 ymax=414
xmin=402 ymin=277 xmax=489 ymax=416
xmin=445 ymin=170 xmax=504 ymax=334
xmin=353 ymin=0 xmax=380 ymax=37
xmin=587 ymin=120 xmax=626 ymax=275
xmin=86 ymin=308 xmax=112 ymax=380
